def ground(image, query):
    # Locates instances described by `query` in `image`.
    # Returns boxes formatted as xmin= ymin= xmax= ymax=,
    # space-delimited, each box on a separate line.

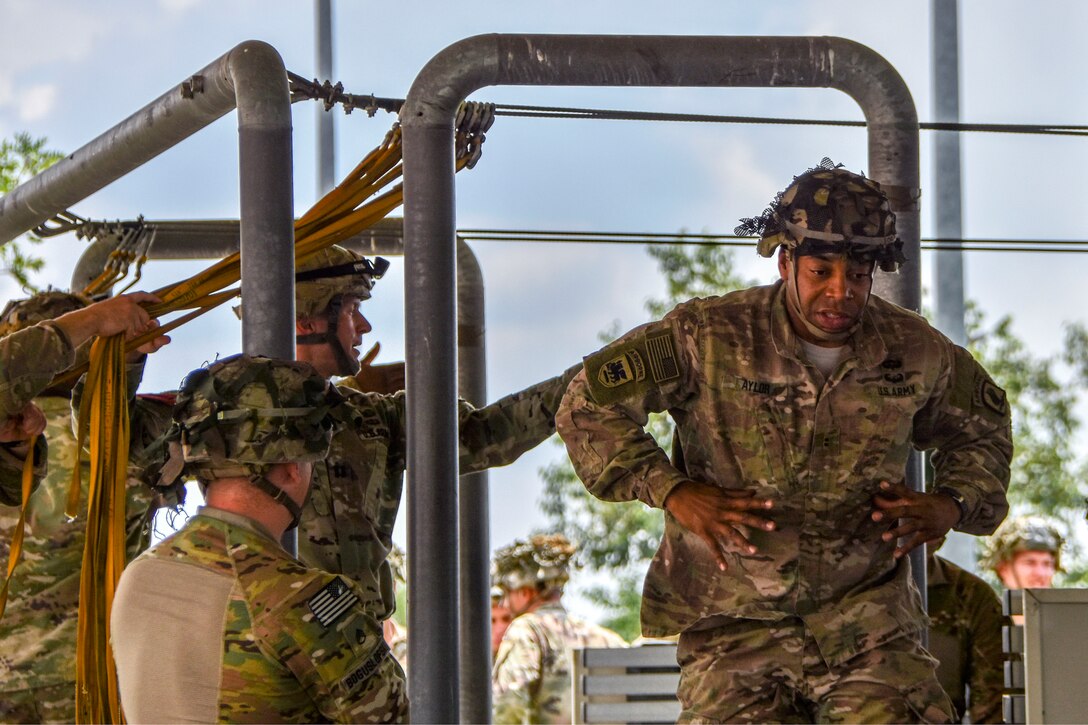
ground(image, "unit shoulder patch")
xmin=584 ymin=327 xmax=685 ymax=406
xmin=975 ymin=376 xmax=1008 ymax=417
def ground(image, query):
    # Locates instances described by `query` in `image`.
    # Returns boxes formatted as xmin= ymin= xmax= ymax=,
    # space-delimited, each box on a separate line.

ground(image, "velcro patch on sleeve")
xmin=307 ymin=576 xmax=359 ymax=628
xmin=341 ymin=640 xmax=390 ymax=693
xmin=584 ymin=325 xmax=683 ymax=406
xmin=975 ymin=376 xmax=1008 ymax=417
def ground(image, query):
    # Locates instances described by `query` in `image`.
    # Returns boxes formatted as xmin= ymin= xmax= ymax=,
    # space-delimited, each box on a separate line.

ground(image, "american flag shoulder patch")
xmin=645 ymin=333 xmax=680 ymax=383
xmin=308 ymin=576 xmax=359 ymax=628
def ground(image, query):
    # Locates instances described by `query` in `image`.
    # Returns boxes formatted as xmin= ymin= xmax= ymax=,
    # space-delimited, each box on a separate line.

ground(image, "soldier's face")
xmin=997 ymin=550 xmax=1057 ymax=589
xmin=336 ymin=295 xmax=372 ymax=363
xmin=491 ymin=602 xmax=513 ymax=655
xmin=779 ymin=252 xmax=873 ymax=344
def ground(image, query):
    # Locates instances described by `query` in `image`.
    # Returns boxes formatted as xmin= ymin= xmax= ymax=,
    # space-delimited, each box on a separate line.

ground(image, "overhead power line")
xmin=287 ymin=74 xmax=1088 ymax=138
xmin=457 ymin=229 xmax=1088 ymax=254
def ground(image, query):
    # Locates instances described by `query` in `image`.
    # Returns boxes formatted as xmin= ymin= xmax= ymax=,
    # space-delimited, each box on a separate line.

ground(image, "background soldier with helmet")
xmin=980 ymin=514 xmax=1064 ymax=590
xmin=491 ymin=532 xmax=626 ymax=724
xmin=0 ymin=290 xmax=170 ymax=723
xmin=286 ymin=246 xmax=581 ymax=654
xmin=557 ymin=160 xmax=1013 ymax=722
xmin=111 ymin=354 xmax=407 ymax=723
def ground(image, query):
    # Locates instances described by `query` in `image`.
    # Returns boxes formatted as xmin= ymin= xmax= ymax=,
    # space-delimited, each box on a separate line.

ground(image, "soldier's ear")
xmin=296 ymin=316 xmax=320 ymax=335
xmin=777 ymin=249 xmax=793 ymax=281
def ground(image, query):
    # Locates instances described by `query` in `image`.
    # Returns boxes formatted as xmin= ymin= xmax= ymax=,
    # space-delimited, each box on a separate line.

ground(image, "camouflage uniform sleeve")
xmin=913 ymin=343 xmax=1013 ymax=535
xmin=492 ymin=618 xmax=544 ymax=724
xmin=457 ymin=363 xmax=583 ymax=473
xmin=556 ymin=311 xmax=697 ymax=510
xmin=0 ymin=321 xmax=75 ymax=419
xmin=261 ymin=573 xmax=407 ymax=723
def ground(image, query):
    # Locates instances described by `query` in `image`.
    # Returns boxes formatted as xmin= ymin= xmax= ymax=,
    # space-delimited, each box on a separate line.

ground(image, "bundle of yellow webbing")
xmin=59 ymin=105 xmax=491 ymax=723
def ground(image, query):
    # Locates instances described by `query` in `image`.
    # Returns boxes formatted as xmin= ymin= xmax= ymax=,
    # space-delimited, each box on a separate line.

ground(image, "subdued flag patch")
xmin=308 ymin=576 xmax=359 ymax=628
xmin=645 ymin=333 xmax=679 ymax=383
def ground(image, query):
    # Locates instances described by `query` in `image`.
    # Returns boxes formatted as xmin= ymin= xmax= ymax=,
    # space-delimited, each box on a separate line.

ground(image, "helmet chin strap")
xmin=785 ymin=253 xmax=867 ymax=345
xmin=295 ymin=297 xmax=360 ymax=377
xmin=248 ymin=473 xmax=306 ymax=530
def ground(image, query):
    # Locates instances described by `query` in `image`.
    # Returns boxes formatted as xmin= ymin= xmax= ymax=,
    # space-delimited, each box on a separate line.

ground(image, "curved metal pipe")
xmin=401 ymin=34 xmax=920 ymax=722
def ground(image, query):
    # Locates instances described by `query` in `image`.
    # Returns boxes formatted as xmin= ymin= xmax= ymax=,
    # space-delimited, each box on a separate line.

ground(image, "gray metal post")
xmin=235 ymin=44 xmax=295 ymax=361
xmin=932 ymin=0 xmax=966 ymax=345
xmin=930 ymin=0 xmax=974 ymax=576
xmin=314 ymin=0 xmax=336 ymax=196
xmin=401 ymin=34 xmax=921 ymax=722
xmin=455 ymin=238 xmax=491 ymax=723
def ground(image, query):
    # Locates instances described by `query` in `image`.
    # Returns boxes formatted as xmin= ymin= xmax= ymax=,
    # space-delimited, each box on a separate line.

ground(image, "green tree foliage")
xmin=0 ymin=132 xmax=64 ymax=292
xmin=964 ymin=302 xmax=1088 ymax=585
xmin=538 ymin=240 xmax=754 ymax=639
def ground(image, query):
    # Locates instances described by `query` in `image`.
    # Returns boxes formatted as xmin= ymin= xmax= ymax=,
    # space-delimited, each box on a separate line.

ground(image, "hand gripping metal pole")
xmin=401 ymin=34 xmax=920 ymax=723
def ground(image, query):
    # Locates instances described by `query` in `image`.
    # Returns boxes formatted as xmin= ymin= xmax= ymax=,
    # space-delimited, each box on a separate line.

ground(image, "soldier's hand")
xmin=352 ymin=343 xmax=405 ymax=394
xmin=871 ymin=480 xmax=962 ymax=559
xmin=54 ymin=292 xmax=170 ymax=350
xmin=0 ymin=402 xmax=47 ymax=442
xmin=663 ymin=480 xmax=775 ymax=571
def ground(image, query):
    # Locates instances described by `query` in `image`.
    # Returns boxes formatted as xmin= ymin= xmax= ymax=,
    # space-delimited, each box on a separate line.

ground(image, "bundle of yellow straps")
xmin=2 ymin=102 xmax=493 ymax=723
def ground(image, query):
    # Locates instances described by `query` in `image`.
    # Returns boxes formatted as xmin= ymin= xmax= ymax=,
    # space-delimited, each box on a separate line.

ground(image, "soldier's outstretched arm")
xmin=455 ymin=362 xmax=584 ymax=474
xmin=909 ymin=344 xmax=1013 ymax=537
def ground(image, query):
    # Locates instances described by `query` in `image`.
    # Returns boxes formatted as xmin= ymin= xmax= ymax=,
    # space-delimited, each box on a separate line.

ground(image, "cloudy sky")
xmin=3 ymin=0 xmax=1087 ymax=611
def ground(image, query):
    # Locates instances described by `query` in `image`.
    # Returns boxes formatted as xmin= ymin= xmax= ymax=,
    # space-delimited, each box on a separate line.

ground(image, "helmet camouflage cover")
xmin=0 ymin=290 xmax=91 ymax=337
xmin=735 ymin=158 xmax=905 ymax=272
xmin=979 ymin=515 xmax=1065 ymax=574
xmin=387 ymin=542 xmax=407 ymax=586
xmin=295 ymin=245 xmax=389 ymax=318
xmin=492 ymin=533 xmax=578 ymax=593
xmin=157 ymin=354 xmax=342 ymax=487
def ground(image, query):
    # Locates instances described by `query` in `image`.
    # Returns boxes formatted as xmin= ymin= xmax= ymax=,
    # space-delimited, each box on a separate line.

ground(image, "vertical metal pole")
xmin=314 ymin=0 xmax=336 ymax=196
xmin=233 ymin=43 xmax=296 ymax=552
xmin=932 ymin=0 xmax=966 ymax=345
xmin=931 ymin=0 xmax=974 ymax=574
xmin=456 ymin=238 xmax=491 ymax=723
xmin=404 ymin=123 xmax=461 ymax=723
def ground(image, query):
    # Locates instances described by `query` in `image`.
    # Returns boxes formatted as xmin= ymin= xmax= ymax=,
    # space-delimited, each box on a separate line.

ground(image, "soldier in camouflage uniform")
xmin=491 ymin=533 xmax=627 ymax=724
xmin=980 ymin=515 xmax=1063 ymax=590
xmin=926 ymin=543 xmax=1003 ymax=724
xmin=111 ymin=354 xmax=408 ymax=723
xmin=287 ymin=246 xmax=580 ymax=642
xmin=0 ymin=291 xmax=170 ymax=723
xmin=557 ymin=160 xmax=1013 ymax=723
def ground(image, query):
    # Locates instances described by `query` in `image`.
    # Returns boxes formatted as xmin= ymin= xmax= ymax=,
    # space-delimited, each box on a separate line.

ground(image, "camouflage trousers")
xmin=675 ymin=617 xmax=954 ymax=723
xmin=0 ymin=682 xmax=74 ymax=724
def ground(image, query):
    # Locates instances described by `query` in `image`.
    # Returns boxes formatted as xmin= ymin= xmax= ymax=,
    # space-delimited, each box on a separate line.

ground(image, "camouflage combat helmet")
xmin=735 ymin=158 xmax=905 ymax=273
xmin=0 ymin=290 xmax=91 ymax=337
xmin=492 ymin=533 xmax=578 ymax=594
xmin=158 ymin=354 xmax=342 ymax=526
xmin=295 ymin=245 xmax=389 ymax=319
xmin=980 ymin=515 xmax=1065 ymax=574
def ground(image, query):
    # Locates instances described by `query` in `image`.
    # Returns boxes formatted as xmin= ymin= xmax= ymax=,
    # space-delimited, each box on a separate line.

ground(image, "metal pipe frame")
xmin=401 ymin=34 xmax=920 ymax=722
xmin=0 ymin=40 xmax=295 ymax=361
